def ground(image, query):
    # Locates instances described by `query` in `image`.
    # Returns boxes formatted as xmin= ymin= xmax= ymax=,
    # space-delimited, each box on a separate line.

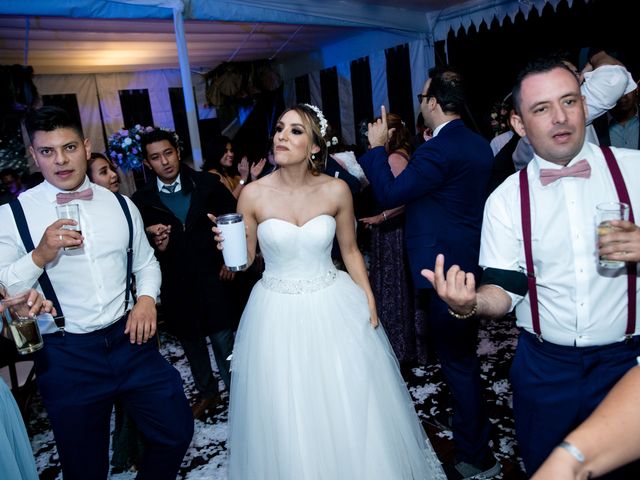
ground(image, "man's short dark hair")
xmin=512 ymin=57 xmax=579 ymax=114
xmin=426 ymin=66 xmax=466 ymax=115
xmin=140 ymin=128 xmax=179 ymax=159
xmin=24 ymin=106 xmax=83 ymax=142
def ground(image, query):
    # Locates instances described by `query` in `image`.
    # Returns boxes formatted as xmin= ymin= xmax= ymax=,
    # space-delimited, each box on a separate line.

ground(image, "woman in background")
xmin=359 ymin=113 xmax=425 ymax=365
xmin=87 ymin=152 xmax=120 ymax=192
xmin=204 ymin=137 xmax=265 ymax=199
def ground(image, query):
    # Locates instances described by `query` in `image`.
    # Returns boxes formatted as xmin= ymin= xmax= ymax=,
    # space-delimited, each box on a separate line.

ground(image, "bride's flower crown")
xmin=303 ymin=104 xmax=328 ymax=138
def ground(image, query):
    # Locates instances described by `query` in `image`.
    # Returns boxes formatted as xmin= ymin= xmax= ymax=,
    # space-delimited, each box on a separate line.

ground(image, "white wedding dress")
xmin=227 ymin=214 xmax=446 ymax=480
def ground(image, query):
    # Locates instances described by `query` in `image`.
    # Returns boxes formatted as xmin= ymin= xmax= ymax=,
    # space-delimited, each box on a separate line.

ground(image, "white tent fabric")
xmin=309 ymin=71 xmax=322 ymax=113
xmin=336 ymin=61 xmax=355 ymax=145
xmin=409 ymin=36 xmax=433 ymax=124
xmin=370 ymin=50 xmax=390 ymax=124
xmin=1 ymin=0 xmax=572 ymax=41
xmin=33 ymin=70 xmax=211 ymax=151
xmin=429 ymin=0 xmax=576 ymax=40
xmin=287 ymin=36 xmax=432 ymax=145
xmin=32 ymin=74 xmax=104 ymax=148
xmin=1 ymin=0 xmax=581 ymax=176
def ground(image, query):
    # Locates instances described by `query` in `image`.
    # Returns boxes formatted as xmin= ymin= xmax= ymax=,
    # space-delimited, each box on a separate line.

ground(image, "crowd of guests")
xmin=1 ymin=46 xmax=640 ymax=480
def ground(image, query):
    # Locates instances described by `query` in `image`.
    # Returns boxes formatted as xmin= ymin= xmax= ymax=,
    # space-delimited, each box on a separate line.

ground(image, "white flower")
xmin=331 ymin=136 xmax=339 ymax=146
xmin=123 ymin=137 xmax=132 ymax=146
xmin=303 ymin=104 xmax=328 ymax=137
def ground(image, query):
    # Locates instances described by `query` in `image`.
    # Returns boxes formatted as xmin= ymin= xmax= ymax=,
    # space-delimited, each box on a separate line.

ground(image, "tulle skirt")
xmin=0 ymin=379 xmax=38 ymax=480
xmin=227 ymin=271 xmax=445 ymax=479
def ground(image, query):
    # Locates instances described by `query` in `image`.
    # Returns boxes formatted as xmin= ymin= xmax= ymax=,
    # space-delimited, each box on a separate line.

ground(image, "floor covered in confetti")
xmin=28 ymin=314 xmax=527 ymax=479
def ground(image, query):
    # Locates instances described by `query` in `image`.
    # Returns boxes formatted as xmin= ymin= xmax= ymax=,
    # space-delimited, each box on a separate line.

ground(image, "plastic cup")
xmin=217 ymin=213 xmax=248 ymax=271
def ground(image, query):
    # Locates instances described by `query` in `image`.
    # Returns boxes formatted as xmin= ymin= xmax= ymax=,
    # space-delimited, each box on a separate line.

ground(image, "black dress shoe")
xmin=191 ymin=394 xmax=221 ymax=419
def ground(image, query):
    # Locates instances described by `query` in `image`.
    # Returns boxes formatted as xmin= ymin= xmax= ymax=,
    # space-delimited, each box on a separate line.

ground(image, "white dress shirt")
xmin=156 ymin=174 xmax=182 ymax=193
xmin=582 ymin=65 xmax=637 ymax=121
xmin=0 ymin=178 xmax=161 ymax=334
xmin=431 ymin=120 xmax=452 ymax=138
xmin=480 ymin=142 xmax=640 ymax=347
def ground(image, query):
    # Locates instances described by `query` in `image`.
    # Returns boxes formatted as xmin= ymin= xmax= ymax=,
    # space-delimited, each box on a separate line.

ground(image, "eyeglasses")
xmin=417 ymin=93 xmax=428 ymax=103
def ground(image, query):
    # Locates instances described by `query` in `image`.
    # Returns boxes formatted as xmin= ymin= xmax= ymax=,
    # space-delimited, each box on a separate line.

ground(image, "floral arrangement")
xmin=107 ymin=124 xmax=155 ymax=172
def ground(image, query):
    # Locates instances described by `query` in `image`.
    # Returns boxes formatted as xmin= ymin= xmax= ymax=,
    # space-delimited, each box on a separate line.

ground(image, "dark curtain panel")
xmin=350 ymin=56 xmax=373 ymax=124
xmin=169 ymin=87 xmax=197 ymax=158
xmin=294 ymin=75 xmax=310 ymax=105
xmin=434 ymin=40 xmax=447 ymax=66
xmin=320 ymin=66 xmax=341 ymax=136
xmin=117 ymin=89 xmax=153 ymax=187
xmin=233 ymin=87 xmax=285 ymax=161
xmin=350 ymin=56 xmax=373 ymax=151
xmin=385 ymin=43 xmax=415 ymax=135
xmin=118 ymin=89 xmax=153 ymax=129
xmin=42 ymin=94 xmax=83 ymax=134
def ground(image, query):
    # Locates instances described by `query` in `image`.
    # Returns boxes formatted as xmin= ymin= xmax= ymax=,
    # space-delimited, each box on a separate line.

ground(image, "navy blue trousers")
xmin=419 ymin=289 xmax=492 ymax=464
xmin=34 ymin=316 xmax=194 ymax=480
xmin=511 ymin=331 xmax=640 ymax=475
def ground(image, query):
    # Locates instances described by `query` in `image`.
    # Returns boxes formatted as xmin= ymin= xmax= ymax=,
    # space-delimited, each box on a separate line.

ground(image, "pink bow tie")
xmin=56 ymin=188 xmax=94 ymax=204
xmin=539 ymin=159 xmax=591 ymax=186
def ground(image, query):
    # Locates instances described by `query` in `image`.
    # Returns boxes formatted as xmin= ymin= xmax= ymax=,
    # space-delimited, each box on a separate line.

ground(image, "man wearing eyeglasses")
xmin=360 ymin=66 xmax=496 ymax=479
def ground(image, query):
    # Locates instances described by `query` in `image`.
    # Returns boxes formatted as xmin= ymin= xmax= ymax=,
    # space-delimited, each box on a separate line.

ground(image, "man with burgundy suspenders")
xmin=0 ymin=106 xmax=193 ymax=479
xmin=422 ymin=57 xmax=640 ymax=477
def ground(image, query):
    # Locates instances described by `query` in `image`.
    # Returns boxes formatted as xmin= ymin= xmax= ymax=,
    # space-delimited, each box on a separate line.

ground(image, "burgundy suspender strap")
xmin=600 ymin=146 xmax=637 ymax=338
xmin=520 ymin=149 xmax=637 ymax=341
xmin=518 ymin=168 xmax=542 ymax=339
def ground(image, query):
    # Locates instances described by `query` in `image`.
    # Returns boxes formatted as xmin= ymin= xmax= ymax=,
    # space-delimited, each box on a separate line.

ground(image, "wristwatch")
xmin=239 ymin=178 xmax=246 ymax=186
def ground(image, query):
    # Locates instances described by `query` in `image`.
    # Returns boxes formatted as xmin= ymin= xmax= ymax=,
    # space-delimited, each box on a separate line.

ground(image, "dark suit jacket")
xmin=359 ymin=119 xmax=493 ymax=289
xmin=132 ymin=165 xmax=239 ymax=340
xmin=486 ymin=132 xmax=519 ymax=196
xmin=324 ymin=155 xmax=362 ymax=196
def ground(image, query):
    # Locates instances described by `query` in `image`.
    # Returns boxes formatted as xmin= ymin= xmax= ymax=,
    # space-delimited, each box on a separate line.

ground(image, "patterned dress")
xmin=368 ymin=151 xmax=428 ymax=364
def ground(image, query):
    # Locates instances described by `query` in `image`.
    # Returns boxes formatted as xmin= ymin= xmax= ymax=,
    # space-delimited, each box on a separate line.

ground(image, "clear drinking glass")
xmin=56 ymin=204 xmax=82 ymax=250
xmin=1 ymin=290 xmax=44 ymax=354
xmin=596 ymin=201 xmax=630 ymax=269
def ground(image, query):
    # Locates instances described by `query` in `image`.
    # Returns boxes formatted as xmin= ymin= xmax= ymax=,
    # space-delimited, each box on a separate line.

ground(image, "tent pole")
xmin=23 ymin=16 xmax=30 ymax=65
xmin=173 ymin=5 xmax=203 ymax=170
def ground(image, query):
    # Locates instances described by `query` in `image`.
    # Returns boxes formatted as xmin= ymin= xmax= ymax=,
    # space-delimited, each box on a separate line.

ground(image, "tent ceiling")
xmin=0 ymin=15 xmax=368 ymax=74
xmin=0 ymin=0 xmax=568 ymax=75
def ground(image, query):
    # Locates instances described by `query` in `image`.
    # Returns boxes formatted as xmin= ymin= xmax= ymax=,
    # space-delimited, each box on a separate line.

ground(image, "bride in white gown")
xmin=214 ymin=104 xmax=446 ymax=480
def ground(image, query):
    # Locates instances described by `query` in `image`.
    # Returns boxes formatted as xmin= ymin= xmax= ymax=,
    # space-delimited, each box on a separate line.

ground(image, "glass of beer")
xmin=1 ymin=291 xmax=44 ymax=354
xmin=596 ymin=201 xmax=630 ymax=269
xmin=55 ymin=204 xmax=82 ymax=250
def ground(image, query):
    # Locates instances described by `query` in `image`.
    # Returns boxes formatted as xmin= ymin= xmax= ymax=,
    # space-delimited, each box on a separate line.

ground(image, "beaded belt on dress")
xmin=261 ymin=267 xmax=338 ymax=294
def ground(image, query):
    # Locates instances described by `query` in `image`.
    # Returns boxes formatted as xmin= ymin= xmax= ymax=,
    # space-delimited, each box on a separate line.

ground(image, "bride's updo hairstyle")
xmin=278 ymin=104 xmax=329 ymax=175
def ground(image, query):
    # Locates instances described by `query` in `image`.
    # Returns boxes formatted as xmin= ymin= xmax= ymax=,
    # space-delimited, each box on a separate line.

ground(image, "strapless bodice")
xmin=257 ymin=215 xmax=337 ymax=293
